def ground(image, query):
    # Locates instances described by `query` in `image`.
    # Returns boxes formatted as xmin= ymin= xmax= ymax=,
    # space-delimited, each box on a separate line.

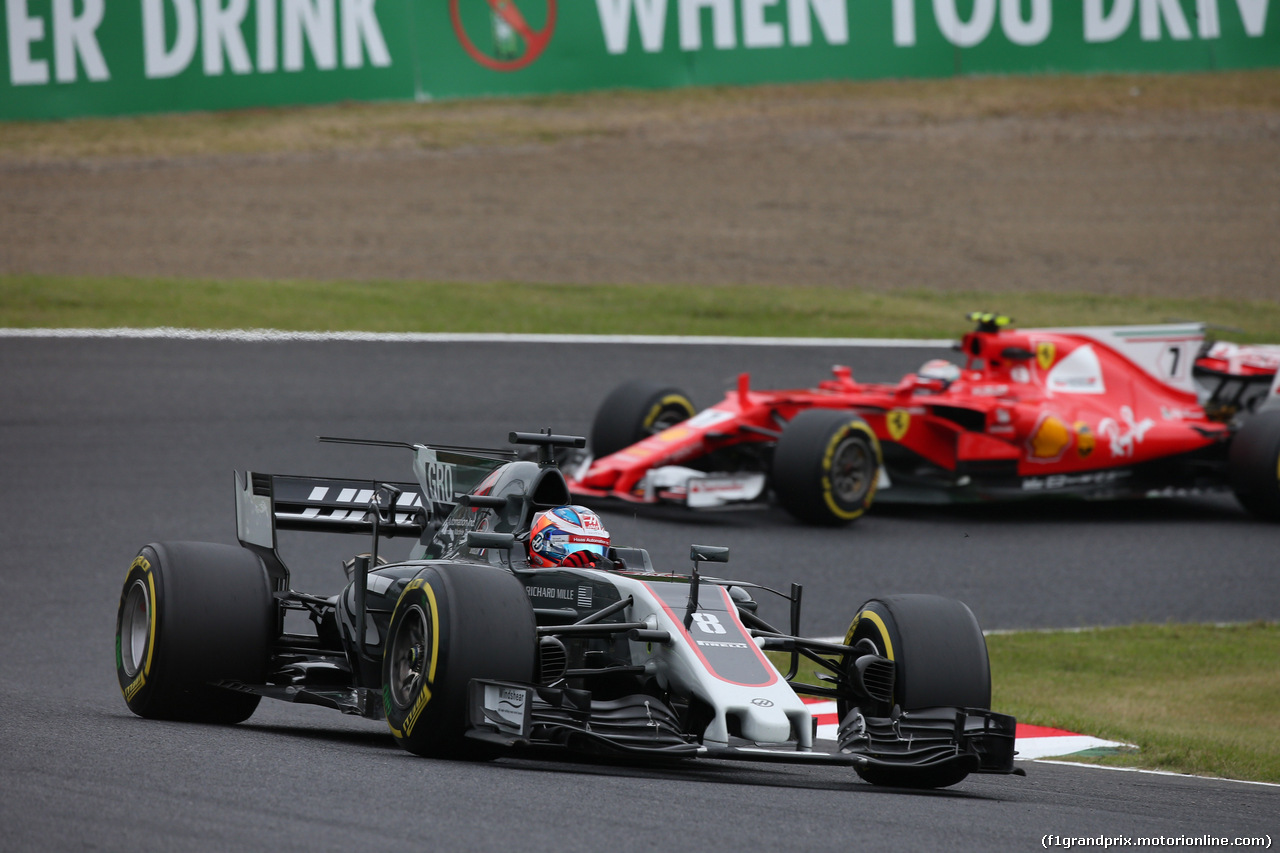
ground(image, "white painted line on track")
xmin=1014 ymin=735 xmax=1135 ymax=761
xmin=0 ymin=327 xmax=954 ymax=347
xmin=1033 ymin=760 xmax=1280 ymax=788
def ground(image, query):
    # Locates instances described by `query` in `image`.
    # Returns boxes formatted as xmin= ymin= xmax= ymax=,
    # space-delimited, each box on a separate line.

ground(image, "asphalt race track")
xmin=1 ymin=336 xmax=1275 ymax=851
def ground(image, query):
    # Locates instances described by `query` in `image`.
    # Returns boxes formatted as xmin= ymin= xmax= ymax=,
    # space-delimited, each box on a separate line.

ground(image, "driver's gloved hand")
xmin=559 ymin=551 xmax=605 ymax=569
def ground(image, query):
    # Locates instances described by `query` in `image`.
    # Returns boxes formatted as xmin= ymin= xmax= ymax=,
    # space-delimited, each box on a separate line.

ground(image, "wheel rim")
xmin=388 ymin=604 xmax=430 ymax=709
xmin=647 ymin=404 xmax=690 ymax=435
xmin=830 ymin=436 xmax=872 ymax=504
xmin=120 ymin=579 xmax=150 ymax=678
xmin=838 ymin=618 xmax=893 ymax=719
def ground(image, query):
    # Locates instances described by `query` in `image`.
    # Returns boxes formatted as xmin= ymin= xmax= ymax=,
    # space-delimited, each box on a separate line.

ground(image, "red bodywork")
xmin=569 ymin=324 xmax=1276 ymax=506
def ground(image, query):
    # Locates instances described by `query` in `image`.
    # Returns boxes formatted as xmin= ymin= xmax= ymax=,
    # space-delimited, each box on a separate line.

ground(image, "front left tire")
xmin=838 ymin=594 xmax=992 ymax=789
xmin=383 ymin=563 xmax=536 ymax=758
xmin=771 ymin=409 xmax=881 ymax=525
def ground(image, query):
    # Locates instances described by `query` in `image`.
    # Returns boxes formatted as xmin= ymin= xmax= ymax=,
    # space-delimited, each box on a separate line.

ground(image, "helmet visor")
xmin=561 ymin=541 xmax=606 ymax=558
xmin=540 ymin=530 xmax=608 ymax=561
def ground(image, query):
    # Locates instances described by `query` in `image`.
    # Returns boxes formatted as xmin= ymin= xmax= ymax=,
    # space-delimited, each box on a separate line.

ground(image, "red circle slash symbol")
xmin=450 ymin=0 xmax=557 ymax=72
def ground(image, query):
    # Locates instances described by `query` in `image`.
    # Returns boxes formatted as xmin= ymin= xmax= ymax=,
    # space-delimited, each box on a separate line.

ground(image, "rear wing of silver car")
xmin=237 ymin=471 xmax=430 ymax=539
xmin=234 ymin=441 xmax=514 ymax=588
xmin=236 ymin=442 xmax=514 ymax=546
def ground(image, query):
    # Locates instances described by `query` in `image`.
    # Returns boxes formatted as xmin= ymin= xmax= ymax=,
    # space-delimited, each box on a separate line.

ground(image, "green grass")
xmin=988 ymin=623 xmax=1280 ymax=783
xmin=5 ymin=71 xmax=1278 ymax=340
xmin=4 ymin=274 xmax=1279 ymax=342
xmin=773 ymin=622 xmax=1280 ymax=783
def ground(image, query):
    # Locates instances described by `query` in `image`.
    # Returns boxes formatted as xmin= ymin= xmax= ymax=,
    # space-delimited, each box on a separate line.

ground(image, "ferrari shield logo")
xmin=1036 ymin=342 xmax=1056 ymax=371
xmin=887 ymin=409 xmax=910 ymax=441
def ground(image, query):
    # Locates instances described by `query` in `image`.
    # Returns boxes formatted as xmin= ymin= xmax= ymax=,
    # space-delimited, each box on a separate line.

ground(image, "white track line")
xmin=1033 ymin=760 xmax=1280 ymax=788
xmin=0 ymin=327 xmax=953 ymax=346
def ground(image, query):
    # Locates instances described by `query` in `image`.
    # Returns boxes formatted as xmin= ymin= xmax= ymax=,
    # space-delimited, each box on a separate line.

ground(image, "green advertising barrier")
xmin=3 ymin=0 xmax=1277 ymax=121
xmin=2 ymin=0 xmax=417 ymax=119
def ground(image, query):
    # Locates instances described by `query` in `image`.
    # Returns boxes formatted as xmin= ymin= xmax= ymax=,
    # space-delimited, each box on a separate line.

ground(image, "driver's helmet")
xmin=529 ymin=505 xmax=610 ymax=568
xmin=918 ymin=359 xmax=961 ymax=384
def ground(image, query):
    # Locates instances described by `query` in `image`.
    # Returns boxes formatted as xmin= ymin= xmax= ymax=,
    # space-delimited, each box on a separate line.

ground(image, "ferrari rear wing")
xmin=1193 ymin=342 xmax=1280 ymax=419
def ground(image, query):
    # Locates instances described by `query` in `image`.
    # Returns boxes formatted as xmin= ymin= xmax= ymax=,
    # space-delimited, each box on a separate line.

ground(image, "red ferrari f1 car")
xmin=566 ymin=316 xmax=1280 ymax=525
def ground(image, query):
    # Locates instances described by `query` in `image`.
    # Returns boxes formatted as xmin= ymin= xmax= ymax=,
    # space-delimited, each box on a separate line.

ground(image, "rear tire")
xmin=771 ymin=410 xmax=880 ymax=525
xmin=839 ymin=594 xmax=991 ymax=789
xmin=590 ymin=381 xmax=696 ymax=459
xmin=115 ymin=542 xmax=273 ymax=724
xmin=1229 ymin=409 xmax=1280 ymax=521
xmin=383 ymin=564 xmax=536 ymax=758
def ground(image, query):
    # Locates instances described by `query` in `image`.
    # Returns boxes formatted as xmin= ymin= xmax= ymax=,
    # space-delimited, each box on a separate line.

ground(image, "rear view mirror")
xmin=689 ymin=544 xmax=729 ymax=564
xmin=467 ymin=532 xmax=516 ymax=551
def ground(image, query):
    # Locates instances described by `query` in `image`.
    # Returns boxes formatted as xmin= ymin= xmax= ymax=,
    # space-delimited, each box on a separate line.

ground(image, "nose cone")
xmin=738 ymin=704 xmax=793 ymax=744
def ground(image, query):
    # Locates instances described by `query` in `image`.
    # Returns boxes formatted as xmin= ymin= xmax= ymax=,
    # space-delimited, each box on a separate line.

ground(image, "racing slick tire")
xmin=115 ymin=542 xmax=273 ymax=724
xmin=1229 ymin=409 xmax=1280 ymax=521
xmin=839 ymin=595 xmax=991 ymax=789
xmin=590 ymin=381 xmax=696 ymax=459
xmin=383 ymin=563 xmax=536 ymax=759
xmin=771 ymin=409 xmax=881 ymax=526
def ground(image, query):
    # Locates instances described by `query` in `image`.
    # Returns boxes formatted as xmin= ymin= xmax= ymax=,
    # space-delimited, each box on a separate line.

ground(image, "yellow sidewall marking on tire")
xmin=844 ymin=610 xmax=895 ymax=662
xmin=128 ymin=554 xmax=150 ymax=582
xmin=403 ymin=679 xmax=433 ymax=737
xmin=122 ymin=563 xmax=158 ymax=700
xmin=396 ymin=580 xmax=442 ymax=739
xmin=642 ymin=395 xmax=693 ymax=430
xmin=821 ymin=421 xmax=882 ymax=521
xmin=124 ymin=672 xmax=145 ymax=701
xmin=143 ymin=572 xmax=157 ymax=678
xmin=858 ymin=422 xmax=883 ymax=506
xmin=424 ymin=584 xmax=440 ymax=685
xmin=387 ymin=579 xmax=422 ymax=737
xmin=392 ymin=577 xmax=422 ymax=610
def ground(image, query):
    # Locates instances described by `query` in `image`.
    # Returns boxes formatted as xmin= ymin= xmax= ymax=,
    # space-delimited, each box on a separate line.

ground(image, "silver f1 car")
xmin=115 ymin=431 xmax=1021 ymax=789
